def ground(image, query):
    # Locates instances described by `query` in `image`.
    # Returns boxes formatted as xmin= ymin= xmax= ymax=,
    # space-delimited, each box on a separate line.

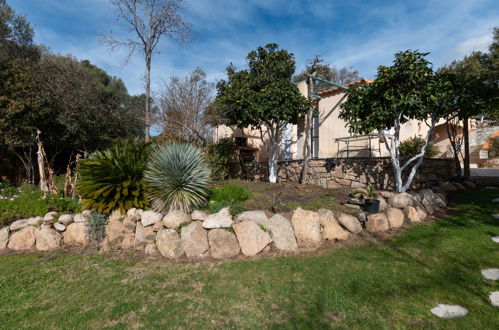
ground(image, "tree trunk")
xmin=446 ymin=120 xmax=462 ymax=178
xmin=463 ymin=117 xmax=470 ymax=179
xmin=268 ymin=142 xmax=278 ymax=183
xmin=144 ymin=53 xmax=152 ymax=142
xmin=300 ymin=76 xmax=315 ymax=184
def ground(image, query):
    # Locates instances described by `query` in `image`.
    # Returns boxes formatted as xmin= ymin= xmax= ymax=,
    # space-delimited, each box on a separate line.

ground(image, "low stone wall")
xmin=0 ymin=189 xmax=449 ymax=260
xmin=478 ymin=158 xmax=499 ymax=168
xmin=230 ymin=157 xmax=457 ymax=190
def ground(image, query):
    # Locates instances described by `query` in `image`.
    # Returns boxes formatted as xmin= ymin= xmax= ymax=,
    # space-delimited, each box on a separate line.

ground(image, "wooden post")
xmin=463 ymin=117 xmax=470 ymax=179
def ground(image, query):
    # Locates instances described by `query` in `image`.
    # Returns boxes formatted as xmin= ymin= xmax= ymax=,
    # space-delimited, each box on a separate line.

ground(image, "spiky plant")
xmin=145 ymin=142 xmax=211 ymax=213
xmin=77 ymin=139 xmax=150 ymax=214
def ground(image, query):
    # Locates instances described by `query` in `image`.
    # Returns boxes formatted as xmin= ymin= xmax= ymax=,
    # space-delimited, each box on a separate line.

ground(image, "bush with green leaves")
xmin=77 ymin=139 xmax=150 ymax=214
xmin=207 ymin=138 xmax=237 ymax=180
xmin=399 ymin=136 xmax=439 ymax=159
xmin=145 ymin=142 xmax=211 ymax=213
xmin=211 ymin=184 xmax=250 ymax=204
xmin=85 ymin=211 xmax=107 ymax=244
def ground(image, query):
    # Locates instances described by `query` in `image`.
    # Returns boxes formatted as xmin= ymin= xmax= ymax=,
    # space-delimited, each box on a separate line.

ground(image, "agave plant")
xmin=77 ymin=139 xmax=150 ymax=214
xmin=145 ymin=142 xmax=211 ymax=213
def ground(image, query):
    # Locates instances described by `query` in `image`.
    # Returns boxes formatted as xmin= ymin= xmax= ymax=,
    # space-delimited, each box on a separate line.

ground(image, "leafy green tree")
xmin=214 ymin=43 xmax=310 ymax=183
xmin=340 ymin=50 xmax=452 ymax=192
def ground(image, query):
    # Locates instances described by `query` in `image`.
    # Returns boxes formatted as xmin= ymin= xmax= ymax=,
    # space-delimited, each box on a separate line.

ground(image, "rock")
xmin=203 ymin=207 xmax=233 ymax=229
xmin=291 ymin=208 xmax=322 ymax=247
xmin=106 ymin=218 xmax=126 ymax=243
xmin=462 ymin=180 xmax=476 ymax=189
xmin=377 ymin=196 xmax=388 ymax=212
xmin=135 ymin=221 xmax=155 ymax=244
xmin=378 ymin=191 xmax=394 ymax=199
xmin=440 ymin=181 xmax=461 ymax=192
xmin=367 ymin=213 xmax=389 ymax=233
xmin=152 ymin=221 xmax=164 ymax=231
xmin=434 ymin=194 xmax=446 ymax=208
xmin=126 ymin=208 xmax=142 ymax=221
xmin=337 ymin=213 xmax=363 ymax=234
xmin=53 ymin=222 xmax=66 ymax=232
xmin=0 ymin=227 xmax=9 ymax=249
xmin=386 ymin=208 xmax=404 ymax=229
xmin=63 ymin=223 xmax=89 ymax=246
xmin=492 ymin=236 xmax=499 ymax=243
xmin=491 ymin=214 xmax=499 ymax=219
xmin=351 ymin=188 xmax=367 ymax=198
xmin=191 ymin=210 xmax=208 ymax=221
xmin=481 ymin=268 xmax=499 ymax=280
xmin=405 ymin=206 xmax=422 ymax=223
xmin=235 ymin=210 xmax=268 ymax=224
xmin=422 ymin=199 xmax=435 ymax=214
xmin=430 ymin=304 xmax=468 ymax=318
xmin=145 ymin=243 xmax=158 ymax=255
xmin=122 ymin=215 xmax=137 ymax=231
xmin=318 ymin=209 xmax=349 ymax=241
xmin=9 ymin=219 xmax=28 ymax=231
xmin=35 ymin=225 xmax=62 ymax=251
xmin=73 ymin=213 xmax=88 ymax=223
xmin=357 ymin=212 xmax=367 ymax=224
xmin=156 ymin=229 xmax=184 ymax=259
xmin=181 ymin=221 xmax=209 ymax=258
xmin=58 ymin=214 xmax=74 ymax=225
xmin=485 ymin=186 xmax=498 ymax=190
xmin=141 ymin=210 xmax=163 ymax=227
xmin=7 ymin=226 xmax=35 ymax=250
xmin=492 ymin=198 xmax=499 ymax=203
xmin=208 ymin=229 xmax=240 ymax=259
xmin=388 ymin=193 xmax=413 ymax=209
xmin=99 ymin=237 xmax=110 ymax=253
xmin=409 ymin=193 xmax=422 ymax=205
xmin=233 ymin=220 xmax=272 ymax=256
xmin=27 ymin=216 xmax=43 ymax=225
xmin=264 ymin=214 xmax=298 ymax=251
xmin=162 ymin=210 xmax=191 ymax=229
xmin=82 ymin=210 xmax=92 ymax=217
xmin=43 ymin=211 xmax=58 ymax=221
xmin=489 ymin=292 xmax=499 ymax=307
xmin=416 ymin=206 xmax=427 ymax=220
xmin=121 ymin=234 xmax=136 ymax=250
xmin=108 ymin=209 xmax=122 ymax=222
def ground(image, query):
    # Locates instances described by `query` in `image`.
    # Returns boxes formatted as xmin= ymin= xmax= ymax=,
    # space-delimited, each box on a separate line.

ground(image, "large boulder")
xmin=291 ymin=208 xmax=322 ymax=247
xmin=156 ymin=229 xmax=184 ymax=259
xmin=121 ymin=234 xmax=136 ymax=250
xmin=162 ymin=210 xmax=191 ymax=230
xmin=377 ymin=196 xmax=388 ymax=212
xmin=233 ymin=220 xmax=272 ymax=256
xmin=73 ymin=213 xmax=88 ymax=223
xmin=419 ymin=189 xmax=446 ymax=214
xmin=135 ymin=221 xmax=155 ymax=244
xmin=35 ymin=225 xmax=62 ymax=251
xmin=386 ymin=208 xmax=404 ymax=229
xmin=265 ymin=214 xmax=298 ymax=251
xmin=27 ymin=216 xmax=43 ymax=225
xmin=145 ymin=243 xmax=158 ymax=256
xmin=181 ymin=221 xmax=209 ymax=258
xmin=405 ymin=206 xmax=422 ymax=223
xmin=141 ymin=210 xmax=163 ymax=227
xmin=416 ymin=206 xmax=427 ymax=220
xmin=0 ymin=227 xmax=10 ymax=249
xmin=191 ymin=210 xmax=208 ymax=221
xmin=58 ymin=214 xmax=74 ymax=225
xmin=235 ymin=210 xmax=268 ymax=224
xmin=203 ymin=207 xmax=233 ymax=229
xmin=53 ymin=222 xmax=66 ymax=232
xmin=126 ymin=208 xmax=142 ymax=221
xmin=318 ymin=209 xmax=349 ymax=241
xmin=106 ymin=218 xmax=127 ymax=243
xmin=9 ymin=219 xmax=28 ymax=231
xmin=421 ymin=199 xmax=435 ymax=214
xmin=208 ymin=229 xmax=240 ymax=259
xmin=337 ymin=213 xmax=363 ymax=234
xmin=7 ymin=226 xmax=35 ymax=250
xmin=367 ymin=213 xmax=389 ymax=233
xmin=388 ymin=193 xmax=413 ymax=209
xmin=63 ymin=223 xmax=89 ymax=246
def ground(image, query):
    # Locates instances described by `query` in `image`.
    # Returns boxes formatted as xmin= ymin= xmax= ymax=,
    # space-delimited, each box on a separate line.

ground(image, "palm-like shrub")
xmin=77 ymin=139 xmax=150 ymax=214
xmin=145 ymin=143 xmax=211 ymax=213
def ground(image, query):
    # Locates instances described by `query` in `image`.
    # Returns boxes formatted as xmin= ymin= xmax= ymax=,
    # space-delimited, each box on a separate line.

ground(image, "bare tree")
xmin=104 ymin=0 xmax=190 ymax=142
xmin=156 ymin=68 xmax=214 ymax=146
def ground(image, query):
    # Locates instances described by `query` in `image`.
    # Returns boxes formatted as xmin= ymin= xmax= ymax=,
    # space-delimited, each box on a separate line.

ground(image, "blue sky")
xmin=12 ymin=0 xmax=498 ymax=96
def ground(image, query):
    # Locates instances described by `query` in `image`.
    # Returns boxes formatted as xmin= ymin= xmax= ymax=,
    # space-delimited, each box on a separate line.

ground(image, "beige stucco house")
xmin=214 ymin=79 xmax=497 ymax=167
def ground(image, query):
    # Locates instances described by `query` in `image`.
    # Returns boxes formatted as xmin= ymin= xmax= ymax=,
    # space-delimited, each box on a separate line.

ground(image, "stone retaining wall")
xmin=478 ymin=158 xmax=499 ymax=168
xmin=229 ymin=157 xmax=457 ymax=190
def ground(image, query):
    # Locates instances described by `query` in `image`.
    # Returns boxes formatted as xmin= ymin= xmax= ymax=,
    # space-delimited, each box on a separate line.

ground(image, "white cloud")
xmin=453 ymin=34 xmax=492 ymax=58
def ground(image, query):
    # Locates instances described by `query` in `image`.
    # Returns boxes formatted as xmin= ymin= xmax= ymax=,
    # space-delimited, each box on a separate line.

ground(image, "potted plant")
xmin=352 ymin=185 xmax=380 ymax=214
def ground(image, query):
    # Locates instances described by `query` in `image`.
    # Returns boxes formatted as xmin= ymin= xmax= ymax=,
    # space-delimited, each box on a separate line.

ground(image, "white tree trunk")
xmin=261 ymin=123 xmax=281 ymax=184
xmin=144 ymin=52 xmax=152 ymax=142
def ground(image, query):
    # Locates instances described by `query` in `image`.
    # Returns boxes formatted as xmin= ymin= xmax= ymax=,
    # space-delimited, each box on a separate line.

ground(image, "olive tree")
xmin=214 ymin=44 xmax=310 ymax=183
xmin=340 ymin=50 xmax=452 ymax=192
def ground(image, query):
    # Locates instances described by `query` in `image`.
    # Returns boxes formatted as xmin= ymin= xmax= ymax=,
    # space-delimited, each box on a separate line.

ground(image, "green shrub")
xmin=489 ymin=136 xmax=499 ymax=158
xmin=0 ymin=182 xmax=81 ymax=227
xmin=145 ymin=142 xmax=211 ymax=213
xmin=85 ymin=211 xmax=107 ymax=244
xmin=77 ymin=139 xmax=150 ymax=215
xmin=207 ymin=138 xmax=237 ymax=180
xmin=399 ymin=136 xmax=439 ymax=159
xmin=204 ymin=200 xmax=246 ymax=215
xmin=211 ymin=184 xmax=250 ymax=203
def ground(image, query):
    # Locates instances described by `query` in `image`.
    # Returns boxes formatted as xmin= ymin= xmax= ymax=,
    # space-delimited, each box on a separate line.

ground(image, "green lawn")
xmin=0 ymin=189 xmax=498 ymax=329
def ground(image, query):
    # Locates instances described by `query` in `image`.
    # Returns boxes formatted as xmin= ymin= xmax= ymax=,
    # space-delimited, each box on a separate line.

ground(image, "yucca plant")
xmin=145 ymin=142 xmax=211 ymax=213
xmin=77 ymin=139 xmax=150 ymax=214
